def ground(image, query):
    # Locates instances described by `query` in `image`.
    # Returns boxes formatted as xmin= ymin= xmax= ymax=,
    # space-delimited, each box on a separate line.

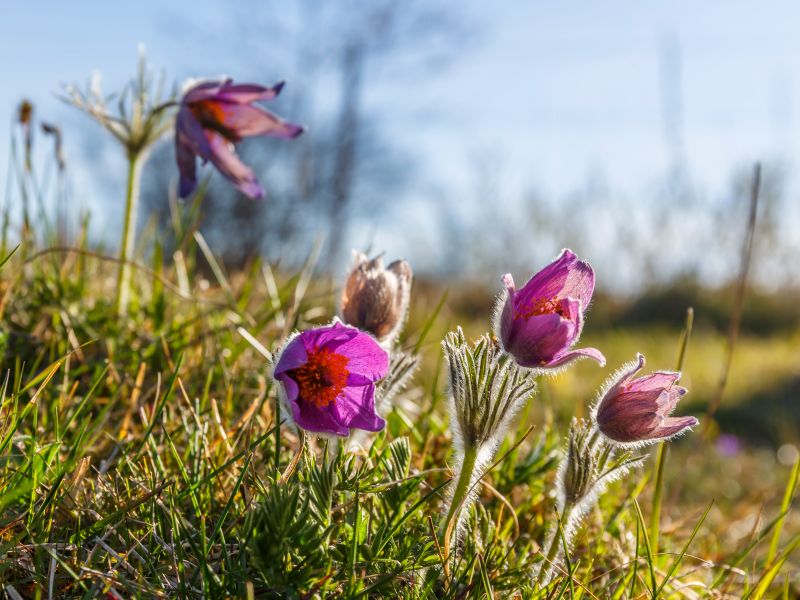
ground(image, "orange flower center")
xmin=517 ymin=296 xmax=567 ymax=320
xmin=189 ymin=100 xmax=238 ymax=140
xmin=289 ymin=347 xmax=350 ymax=408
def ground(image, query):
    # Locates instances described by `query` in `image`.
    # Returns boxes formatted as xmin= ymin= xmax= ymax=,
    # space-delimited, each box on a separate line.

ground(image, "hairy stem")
xmin=115 ymin=153 xmax=142 ymax=316
xmin=539 ymin=499 xmax=574 ymax=586
xmin=440 ymin=444 xmax=479 ymax=543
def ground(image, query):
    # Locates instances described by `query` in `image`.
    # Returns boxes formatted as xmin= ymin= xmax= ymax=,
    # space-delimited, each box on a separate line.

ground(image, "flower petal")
xmin=291 ymin=392 xmax=349 ymax=437
xmin=215 ymin=81 xmax=286 ymax=104
xmin=276 ymin=372 xmax=299 ymax=403
xmin=336 ymin=332 xmax=389 ymax=381
xmin=331 ymin=381 xmax=385 ymax=432
xmin=273 ymin=336 xmax=308 ymax=377
xmin=212 ymin=102 xmax=305 ymax=139
xmin=515 ymin=249 xmax=595 ymax=311
xmin=183 ymin=80 xmax=231 ymax=103
xmin=629 ymin=371 xmax=681 ymax=393
xmin=176 ymin=137 xmax=197 ymax=198
xmin=176 ymin=107 xmax=213 ymax=160
xmin=649 ymin=416 xmax=699 ymax=441
xmin=301 ymin=321 xmax=359 ymax=352
xmin=204 ymin=130 xmax=264 ymax=199
xmin=544 ymin=346 xmax=606 ymax=369
xmin=501 ymin=297 xmax=582 ymax=367
xmin=185 ymin=80 xmax=286 ymax=105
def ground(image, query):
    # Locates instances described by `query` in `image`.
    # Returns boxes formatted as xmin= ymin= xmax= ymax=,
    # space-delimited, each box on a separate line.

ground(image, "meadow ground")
xmin=0 ymin=236 xmax=798 ymax=599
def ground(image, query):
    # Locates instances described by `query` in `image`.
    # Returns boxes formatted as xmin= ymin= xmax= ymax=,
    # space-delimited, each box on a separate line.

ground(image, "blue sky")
xmin=2 ymin=2 xmax=799 ymax=284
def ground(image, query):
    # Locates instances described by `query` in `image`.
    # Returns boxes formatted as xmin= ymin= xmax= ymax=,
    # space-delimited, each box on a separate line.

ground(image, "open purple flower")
xmin=273 ymin=321 xmax=389 ymax=437
xmin=495 ymin=249 xmax=605 ymax=370
xmin=176 ymin=79 xmax=304 ymax=199
xmin=594 ymin=353 xmax=698 ymax=445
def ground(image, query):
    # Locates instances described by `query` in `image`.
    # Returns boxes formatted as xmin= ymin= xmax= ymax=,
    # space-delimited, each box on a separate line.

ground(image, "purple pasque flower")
xmin=273 ymin=321 xmax=389 ymax=437
xmin=495 ymin=249 xmax=605 ymax=370
xmin=176 ymin=79 xmax=304 ymax=199
xmin=594 ymin=353 xmax=698 ymax=445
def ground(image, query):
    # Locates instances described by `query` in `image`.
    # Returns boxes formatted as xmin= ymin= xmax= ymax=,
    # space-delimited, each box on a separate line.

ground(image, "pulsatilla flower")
xmin=495 ymin=249 xmax=605 ymax=370
xmin=340 ymin=252 xmax=413 ymax=344
xmin=176 ymin=79 xmax=304 ymax=199
xmin=594 ymin=353 xmax=698 ymax=445
xmin=273 ymin=321 xmax=389 ymax=437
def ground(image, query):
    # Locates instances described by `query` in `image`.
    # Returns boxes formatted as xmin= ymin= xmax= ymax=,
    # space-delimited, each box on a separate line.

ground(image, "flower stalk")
xmin=439 ymin=444 xmax=478 ymax=541
xmin=115 ymin=152 xmax=143 ymax=315
xmin=63 ymin=51 xmax=177 ymax=316
xmin=538 ymin=419 xmax=642 ymax=587
xmin=439 ymin=328 xmax=536 ymax=550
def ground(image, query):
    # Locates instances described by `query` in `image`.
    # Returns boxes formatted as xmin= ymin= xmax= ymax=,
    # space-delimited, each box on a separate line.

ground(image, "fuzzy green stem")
xmin=440 ymin=445 xmax=479 ymax=542
xmin=274 ymin=394 xmax=281 ymax=477
xmin=539 ymin=500 xmax=574 ymax=585
xmin=115 ymin=153 xmax=142 ymax=316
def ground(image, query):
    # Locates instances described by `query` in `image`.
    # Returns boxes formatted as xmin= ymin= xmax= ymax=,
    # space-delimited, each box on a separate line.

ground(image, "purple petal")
xmin=649 ymin=416 xmax=699 ymax=440
xmin=204 ymin=131 xmax=264 ymax=199
xmin=184 ymin=80 xmax=285 ymax=105
xmin=300 ymin=321 xmax=358 ymax=352
xmin=176 ymin=107 xmax=213 ymax=160
xmin=336 ymin=332 xmax=389 ymax=381
xmin=501 ymin=298 xmax=582 ymax=367
xmin=602 ymin=353 xmax=646 ymax=401
xmin=290 ymin=392 xmax=350 ymax=437
xmin=183 ymin=80 xmax=231 ymax=104
xmin=598 ymin=390 xmax=663 ymax=424
xmin=544 ymin=346 xmax=606 ymax=369
xmin=273 ymin=336 xmax=308 ymax=377
xmin=514 ymin=249 xmax=595 ymax=313
xmin=657 ymin=385 xmax=689 ymax=414
xmin=212 ymin=102 xmax=305 ymax=139
xmin=176 ymin=137 xmax=197 ymax=198
xmin=331 ymin=382 xmax=385 ymax=432
xmin=276 ymin=372 xmax=299 ymax=403
xmin=628 ymin=371 xmax=681 ymax=393
xmin=599 ymin=415 xmax=659 ymax=443
xmin=215 ymin=81 xmax=286 ymax=104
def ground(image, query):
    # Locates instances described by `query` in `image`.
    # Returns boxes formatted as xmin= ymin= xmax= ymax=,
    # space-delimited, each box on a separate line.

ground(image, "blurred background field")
xmin=2 ymin=1 xmax=800 ymax=596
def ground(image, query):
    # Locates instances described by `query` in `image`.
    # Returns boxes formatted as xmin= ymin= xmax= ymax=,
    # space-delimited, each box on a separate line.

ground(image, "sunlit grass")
xmin=0 ymin=236 xmax=797 ymax=598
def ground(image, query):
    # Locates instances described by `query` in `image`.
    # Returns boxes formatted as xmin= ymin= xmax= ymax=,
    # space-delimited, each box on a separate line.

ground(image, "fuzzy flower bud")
xmin=340 ymin=252 xmax=412 ymax=345
xmin=561 ymin=419 xmax=596 ymax=505
xmin=594 ymin=353 xmax=698 ymax=446
xmin=17 ymin=100 xmax=33 ymax=126
xmin=444 ymin=328 xmax=537 ymax=451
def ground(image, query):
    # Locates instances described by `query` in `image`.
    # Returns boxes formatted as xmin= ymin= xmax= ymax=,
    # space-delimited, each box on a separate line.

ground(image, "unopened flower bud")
xmin=594 ymin=353 xmax=698 ymax=446
xmin=561 ymin=420 xmax=596 ymax=505
xmin=340 ymin=252 xmax=412 ymax=344
xmin=18 ymin=100 xmax=33 ymax=126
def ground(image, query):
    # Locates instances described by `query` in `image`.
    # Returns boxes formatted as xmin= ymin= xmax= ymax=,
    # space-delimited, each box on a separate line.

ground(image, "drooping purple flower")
xmin=176 ymin=79 xmax=304 ymax=200
xmin=273 ymin=321 xmax=389 ymax=437
xmin=594 ymin=353 xmax=698 ymax=445
xmin=495 ymin=249 xmax=605 ymax=370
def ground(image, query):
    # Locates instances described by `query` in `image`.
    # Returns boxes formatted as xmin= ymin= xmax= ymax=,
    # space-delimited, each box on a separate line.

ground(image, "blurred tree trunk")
xmin=327 ymin=42 xmax=363 ymax=268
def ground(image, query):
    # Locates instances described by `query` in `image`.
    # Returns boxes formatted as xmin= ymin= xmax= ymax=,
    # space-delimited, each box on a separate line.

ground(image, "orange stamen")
xmin=516 ymin=296 xmax=567 ymax=320
xmin=289 ymin=347 xmax=350 ymax=408
xmin=189 ymin=100 xmax=238 ymax=140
